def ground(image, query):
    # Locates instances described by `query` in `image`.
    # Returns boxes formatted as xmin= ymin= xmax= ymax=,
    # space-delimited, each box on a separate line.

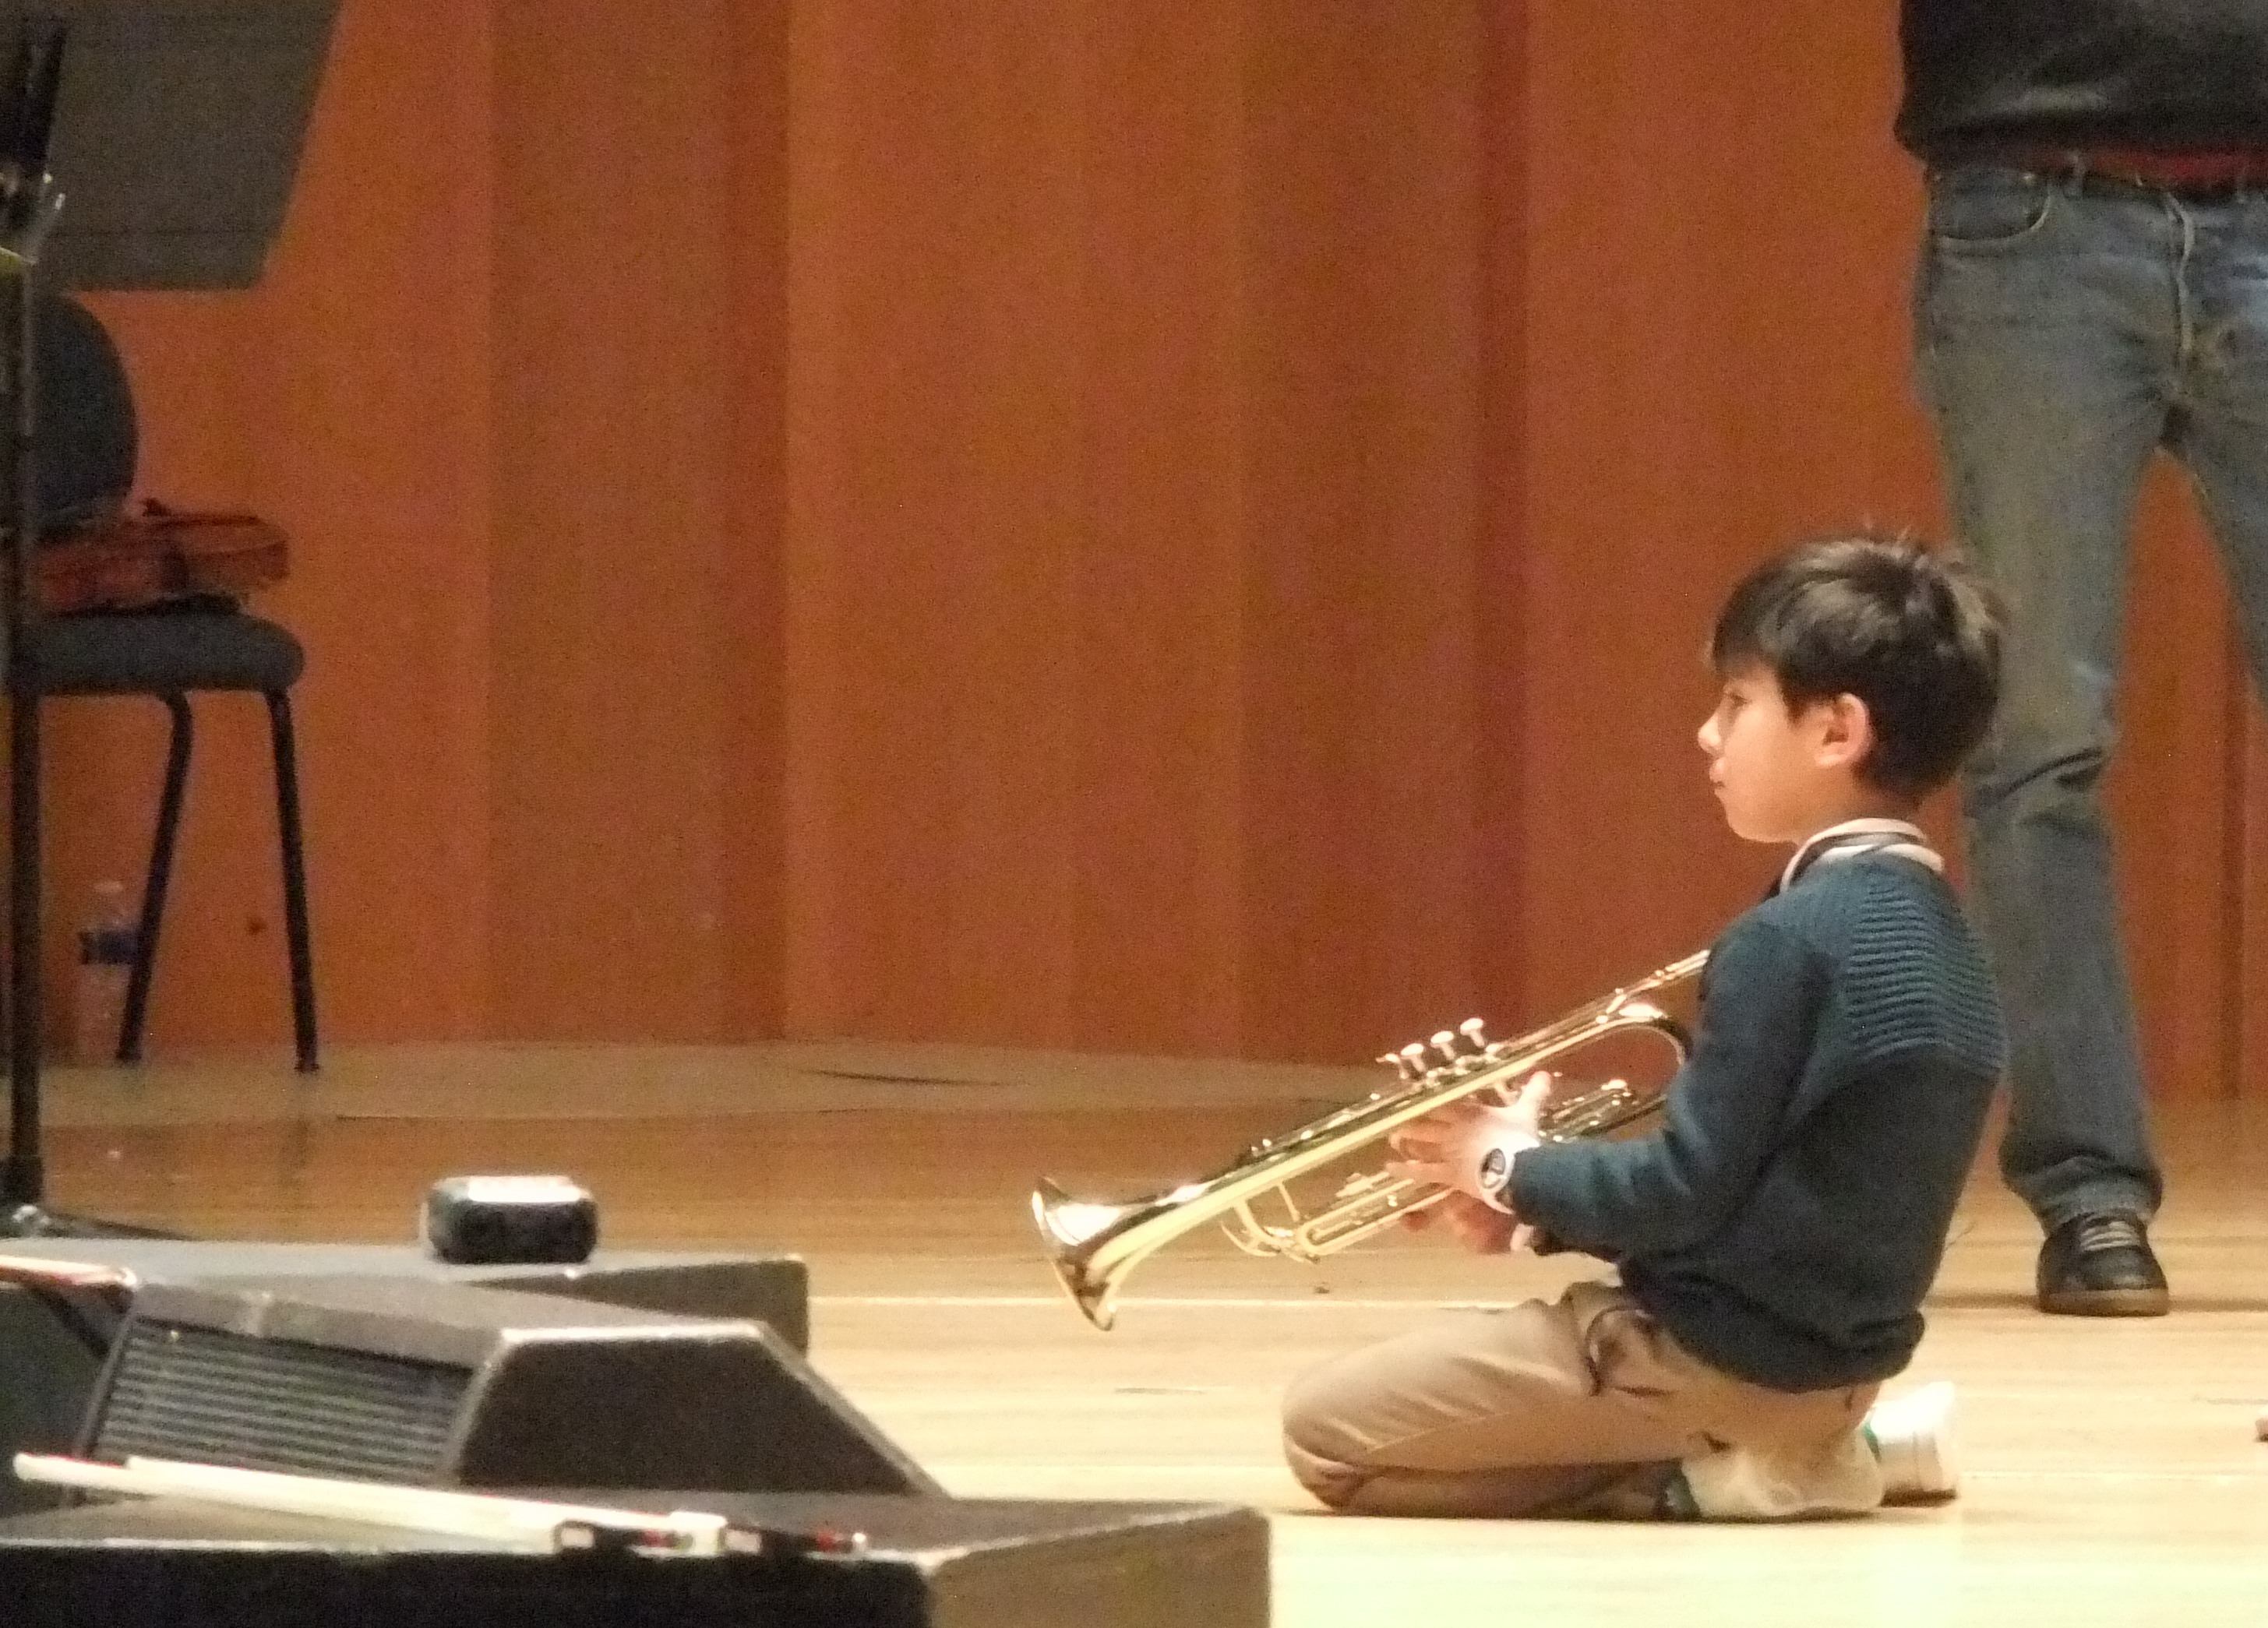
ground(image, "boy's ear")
xmin=1810 ymin=692 xmax=1875 ymax=770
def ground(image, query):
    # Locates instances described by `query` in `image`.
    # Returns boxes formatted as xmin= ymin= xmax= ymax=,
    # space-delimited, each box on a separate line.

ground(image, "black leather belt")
xmin=1983 ymin=144 xmax=2268 ymax=196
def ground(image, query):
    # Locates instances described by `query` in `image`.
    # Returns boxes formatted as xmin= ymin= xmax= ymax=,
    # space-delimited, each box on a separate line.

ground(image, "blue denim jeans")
xmin=1914 ymin=165 xmax=2268 ymax=1230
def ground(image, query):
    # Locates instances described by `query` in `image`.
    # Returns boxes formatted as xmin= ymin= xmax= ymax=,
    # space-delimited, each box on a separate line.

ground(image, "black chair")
xmin=24 ymin=293 xmax=317 ymax=1070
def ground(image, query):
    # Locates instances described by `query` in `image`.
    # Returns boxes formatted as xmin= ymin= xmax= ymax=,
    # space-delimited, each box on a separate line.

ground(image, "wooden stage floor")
xmin=28 ymin=1040 xmax=2268 ymax=1626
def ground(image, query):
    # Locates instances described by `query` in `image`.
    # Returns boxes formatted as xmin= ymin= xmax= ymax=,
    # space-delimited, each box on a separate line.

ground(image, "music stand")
xmin=0 ymin=0 xmax=339 ymax=1236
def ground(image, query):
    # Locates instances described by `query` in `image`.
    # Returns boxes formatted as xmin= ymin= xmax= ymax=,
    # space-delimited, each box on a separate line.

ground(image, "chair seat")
xmin=26 ymin=604 xmax=305 ymax=696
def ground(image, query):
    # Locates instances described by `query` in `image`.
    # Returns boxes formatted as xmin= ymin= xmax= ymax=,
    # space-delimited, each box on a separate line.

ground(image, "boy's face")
xmin=1697 ymin=664 xmax=1874 ymax=844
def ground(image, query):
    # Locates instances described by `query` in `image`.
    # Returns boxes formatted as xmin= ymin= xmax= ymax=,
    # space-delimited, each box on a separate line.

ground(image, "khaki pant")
xmin=1281 ymin=1279 xmax=1878 ymax=1519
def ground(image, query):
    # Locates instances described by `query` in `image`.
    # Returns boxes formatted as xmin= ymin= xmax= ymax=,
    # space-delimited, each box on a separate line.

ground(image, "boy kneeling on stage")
xmin=1282 ymin=535 xmax=2005 ymax=1520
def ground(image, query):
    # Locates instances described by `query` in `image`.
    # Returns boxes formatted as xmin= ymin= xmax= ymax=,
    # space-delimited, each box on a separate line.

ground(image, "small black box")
xmin=422 ymin=1175 xmax=598 ymax=1266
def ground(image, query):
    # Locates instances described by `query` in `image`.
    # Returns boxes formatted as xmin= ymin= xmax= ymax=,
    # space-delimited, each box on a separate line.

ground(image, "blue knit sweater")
xmin=1508 ymin=852 xmax=2005 ymax=1392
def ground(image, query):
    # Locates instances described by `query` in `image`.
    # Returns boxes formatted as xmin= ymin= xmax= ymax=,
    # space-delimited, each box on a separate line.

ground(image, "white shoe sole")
xmin=1868 ymin=1380 xmax=1959 ymax=1501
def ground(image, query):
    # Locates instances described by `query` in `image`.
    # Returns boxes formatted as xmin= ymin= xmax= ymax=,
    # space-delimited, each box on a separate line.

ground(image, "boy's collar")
xmin=1776 ymin=817 xmax=1942 ymax=894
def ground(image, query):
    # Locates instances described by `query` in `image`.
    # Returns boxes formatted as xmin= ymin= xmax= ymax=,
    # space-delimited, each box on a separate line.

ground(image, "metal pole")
xmin=3 ymin=250 xmax=37 ymax=1210
xmin=0 ymin=23 xmax=64 ymax=1215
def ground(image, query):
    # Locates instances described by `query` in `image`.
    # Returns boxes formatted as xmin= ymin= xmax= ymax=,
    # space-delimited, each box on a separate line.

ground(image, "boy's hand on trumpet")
xmin=1385 ymin=1072 xmax=1554 ymax=1248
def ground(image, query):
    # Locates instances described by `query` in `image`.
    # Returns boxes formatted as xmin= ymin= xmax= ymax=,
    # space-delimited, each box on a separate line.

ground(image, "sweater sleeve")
xmin=1505 ymin=913 xmax=1830 ymax=1260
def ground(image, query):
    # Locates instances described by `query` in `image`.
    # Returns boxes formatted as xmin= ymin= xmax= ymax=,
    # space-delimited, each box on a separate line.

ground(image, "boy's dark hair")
xmin=1710 ymin=534 xmax=2002 ymax=799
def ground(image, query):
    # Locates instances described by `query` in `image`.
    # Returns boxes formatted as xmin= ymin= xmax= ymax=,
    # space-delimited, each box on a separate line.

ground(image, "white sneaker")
xmin=1671 ymin=1430 xmax=1884 ymax=1521
xmin=1864 ymin=1380 xmax=1960 ymax=1502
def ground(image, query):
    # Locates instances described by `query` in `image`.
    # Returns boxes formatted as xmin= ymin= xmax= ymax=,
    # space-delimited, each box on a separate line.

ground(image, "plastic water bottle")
xmin=72 ymin=879 xmax=136 ymax=1066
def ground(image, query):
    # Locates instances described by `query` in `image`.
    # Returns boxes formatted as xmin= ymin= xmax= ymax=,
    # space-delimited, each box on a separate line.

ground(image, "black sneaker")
xmin=2035 ymin=1211 xmax=2170 ymax=1316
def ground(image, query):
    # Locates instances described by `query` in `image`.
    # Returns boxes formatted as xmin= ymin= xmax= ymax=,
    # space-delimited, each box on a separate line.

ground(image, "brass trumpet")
xmin=1032 ymin=951 xmax=1705 ymax=1329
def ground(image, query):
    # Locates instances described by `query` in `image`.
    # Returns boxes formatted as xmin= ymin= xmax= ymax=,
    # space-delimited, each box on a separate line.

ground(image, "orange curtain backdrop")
xmin=42 ymin=1 xmax=2266 ymax=1101
xmin=782 ymin=2 xmax=1502 ymax=1061
xmin=487 ymin=0 xmax=788 ymax=1041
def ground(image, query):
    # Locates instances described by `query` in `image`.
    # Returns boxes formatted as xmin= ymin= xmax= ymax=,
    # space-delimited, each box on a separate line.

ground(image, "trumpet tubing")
xmin=1032 ymin=950 xmax=1705 ymax=1329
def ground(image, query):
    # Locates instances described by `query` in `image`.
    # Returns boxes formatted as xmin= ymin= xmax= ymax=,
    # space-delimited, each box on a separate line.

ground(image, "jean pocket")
xmin=1927 ymin=171 xmax=2057 ymax=252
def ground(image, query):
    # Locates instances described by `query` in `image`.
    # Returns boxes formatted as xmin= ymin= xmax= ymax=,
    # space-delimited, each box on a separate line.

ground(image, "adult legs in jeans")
xmin=1279 ymin=1281 xmax=1878 ymax=1520
xmin=1921 ymin=175 xmax=2268 ymax=1299
xmin=1913 ymin=179 xmax=2160 ymax=1225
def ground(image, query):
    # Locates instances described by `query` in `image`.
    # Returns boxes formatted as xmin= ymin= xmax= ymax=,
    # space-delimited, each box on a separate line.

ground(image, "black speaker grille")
xmin=90 ymin=1320 xmax=471 ymax=1482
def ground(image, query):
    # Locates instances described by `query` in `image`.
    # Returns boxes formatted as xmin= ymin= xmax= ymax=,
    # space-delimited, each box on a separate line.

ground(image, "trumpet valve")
xmin=1431 ymin=1020 xmax=1490 ymax=1070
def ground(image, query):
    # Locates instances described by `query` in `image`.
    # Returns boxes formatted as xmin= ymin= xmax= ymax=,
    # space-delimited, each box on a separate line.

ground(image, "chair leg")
xmin=119 ymin=694 xmax=193 ymax=1066
xmin=265 ymin=690 xmax=319 ymax=1073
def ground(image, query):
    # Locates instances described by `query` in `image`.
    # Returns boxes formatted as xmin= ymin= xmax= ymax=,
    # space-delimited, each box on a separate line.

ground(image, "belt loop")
xmin=2063 ymin=150 xmax=2088 ymax=196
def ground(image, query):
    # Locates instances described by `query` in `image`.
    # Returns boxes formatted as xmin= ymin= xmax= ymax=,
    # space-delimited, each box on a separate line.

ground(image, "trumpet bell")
xmin=1032 ymin=1178 xmax=1138 ymax=1331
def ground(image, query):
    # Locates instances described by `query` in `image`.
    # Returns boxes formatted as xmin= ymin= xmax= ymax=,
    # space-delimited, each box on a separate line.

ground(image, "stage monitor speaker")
xmin=0 ymin=1489 xmax=1273 ymax=1628
xmin=73 ymin=1276 xmax=940 ymax=1496
xmin=0 ymin=1238 xmax=813 ymax=1351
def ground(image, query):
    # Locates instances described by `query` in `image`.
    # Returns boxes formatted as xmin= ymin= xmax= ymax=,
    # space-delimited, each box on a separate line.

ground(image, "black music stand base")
xmin=3 ymin=1200 xmax=175 ymax=1239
